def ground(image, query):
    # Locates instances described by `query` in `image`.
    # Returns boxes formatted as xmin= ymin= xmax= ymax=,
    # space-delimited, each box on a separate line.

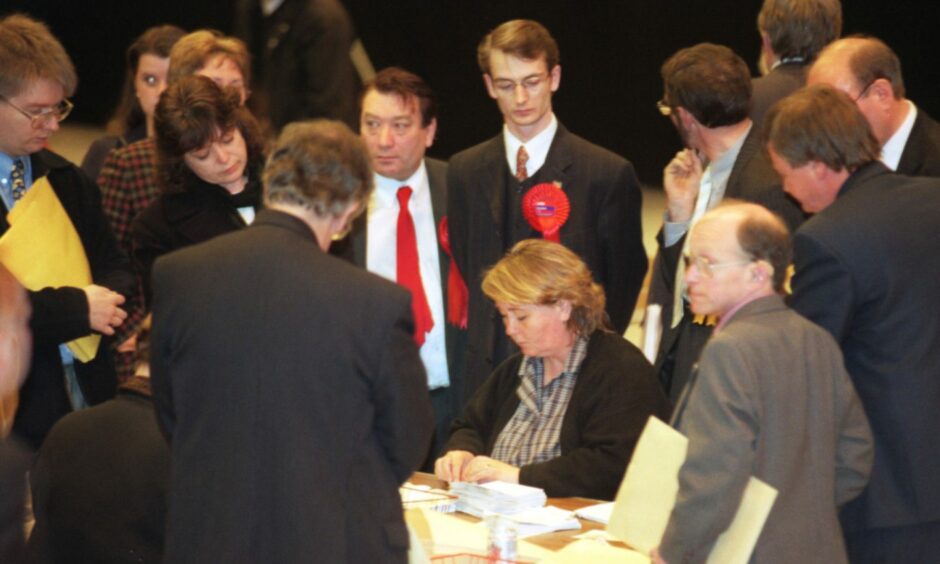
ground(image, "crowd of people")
xmin=1 ymin=0 xmax=939 ymax=562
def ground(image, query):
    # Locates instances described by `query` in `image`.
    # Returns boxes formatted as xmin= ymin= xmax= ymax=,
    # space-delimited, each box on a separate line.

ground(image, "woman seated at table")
xmin=132 ymin=75 xmax=264 ymax=305
xmin=435 ymin=240 xmax=669 ymax=500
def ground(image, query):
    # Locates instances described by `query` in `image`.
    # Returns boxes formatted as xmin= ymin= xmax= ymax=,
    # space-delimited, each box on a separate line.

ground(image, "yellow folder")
xmin=0 ymin=176 xmax=100 ymax=362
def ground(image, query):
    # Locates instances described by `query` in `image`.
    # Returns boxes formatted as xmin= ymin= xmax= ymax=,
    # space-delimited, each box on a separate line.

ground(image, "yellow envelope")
xmin=0 ymin=176 xmax=99 ymax=362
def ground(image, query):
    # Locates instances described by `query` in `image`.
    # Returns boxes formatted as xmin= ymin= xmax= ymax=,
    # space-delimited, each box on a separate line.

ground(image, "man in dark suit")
xmin=809 ymin=36 xmax=940 ymax=177
xmin=765 ymin=84 xmax=940 ymax=563
xmin=0 ymin=15 xmax=133 ymax=450
xmin=650 ymin=43 xmax=804 ymax=403
xmin=448 ymin=19 xmax=647 ymax=402
xmin=344 ymin=67 xmax=464 ymax=462
xmin=151 ymin=120 xmax=432 ymax=563
xmin=750 ymin=0 xmax=842 ymax=128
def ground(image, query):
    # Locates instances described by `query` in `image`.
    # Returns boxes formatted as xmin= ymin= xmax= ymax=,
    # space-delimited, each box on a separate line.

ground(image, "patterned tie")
xmin=10 ymin=159 xmax=26 ymax=201
xmin=397 ymin=186 xmax=434 ymax=346
xmin=515 ymin=145 xmax=529 ymax=182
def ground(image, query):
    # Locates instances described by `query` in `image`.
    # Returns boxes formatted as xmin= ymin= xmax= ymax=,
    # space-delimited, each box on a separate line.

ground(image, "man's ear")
xmin=483 ymin=74 xmax=497 ymax=100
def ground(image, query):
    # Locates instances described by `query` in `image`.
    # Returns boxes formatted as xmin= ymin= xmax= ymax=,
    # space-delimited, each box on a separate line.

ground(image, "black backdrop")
xmin=4 ymin=1 xmax=938 ymax=186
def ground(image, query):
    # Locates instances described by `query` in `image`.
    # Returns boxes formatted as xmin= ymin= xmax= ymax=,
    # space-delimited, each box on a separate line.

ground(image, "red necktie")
xmin=397 ymin=186 xmax=434 ymax=346
xmin=516 ymin=146 xmax=529 ymax=181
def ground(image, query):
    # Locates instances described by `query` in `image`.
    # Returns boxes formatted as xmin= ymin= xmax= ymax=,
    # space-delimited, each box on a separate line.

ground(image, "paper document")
xmin=543 ymin=539 xmax=651 ymax=564
xmin=503 ymin=505 xmax=580 ymax=538
xmin=574 ymin=501 xmax=614 ymax=524
xmin=642 ymin=304 xmax=663 ymax=363
xmin=450 ymin=480 xmax=546 ymax=516
xmin=606 ymin=416 xmax=779 ymax=563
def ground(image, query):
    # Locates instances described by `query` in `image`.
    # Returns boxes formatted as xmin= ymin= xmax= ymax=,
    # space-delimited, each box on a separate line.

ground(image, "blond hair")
xmin=483 ymin=239 xmax=607 ymax=336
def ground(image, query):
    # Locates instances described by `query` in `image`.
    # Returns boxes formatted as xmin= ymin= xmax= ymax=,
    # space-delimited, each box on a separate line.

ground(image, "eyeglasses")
xmin=683 ymin=254 xmax=752 ymax=277
xmin=491 ymin=73 xmax=549 ymax=95
xmin=0 ymin=95 xmax=73 ymax=128
xmin=852 ymin=77 xmax=886 ymax=103
xmin=656 ymin=99 xmax=673 ymax=117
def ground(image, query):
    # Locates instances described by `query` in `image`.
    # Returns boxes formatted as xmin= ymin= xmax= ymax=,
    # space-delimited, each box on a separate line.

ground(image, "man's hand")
xmin=83 ymin=284 xmax=127 ymax=335
xmin=435 ymin=450 xmax=475 ymax=482
xmin=462 ymin=455 xmax=520 ymax=485
xmin=663 ymin=149 xmax=704 ymax=223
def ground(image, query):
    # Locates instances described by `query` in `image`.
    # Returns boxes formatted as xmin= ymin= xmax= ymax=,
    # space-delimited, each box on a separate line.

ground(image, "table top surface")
xmin=408 ymin=472 xmax=629 ymax=553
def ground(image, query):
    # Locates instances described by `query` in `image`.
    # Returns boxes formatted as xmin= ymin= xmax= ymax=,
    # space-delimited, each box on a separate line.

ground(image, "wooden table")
xmin=408 ymin=472 xmax=625 ymax=553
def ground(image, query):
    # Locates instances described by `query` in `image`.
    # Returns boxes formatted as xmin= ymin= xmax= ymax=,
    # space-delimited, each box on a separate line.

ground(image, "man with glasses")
xmin=0 ymin=14 xmax=134 ymax=449
xmin=652 ymin=201 xmax=872 ymax=564
xmin=447 ymin=19 xmax=647 ymax=404
xmin=650 ymin=43 xmax=805 ymax=405
xmin=808 ymin=36 xmax=940 ymax=177
xmin=766 ymin=84 xmax=940 ymax=563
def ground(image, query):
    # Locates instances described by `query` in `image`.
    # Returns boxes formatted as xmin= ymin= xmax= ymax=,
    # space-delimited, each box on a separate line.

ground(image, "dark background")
xmin=4 ymin=1 xmax=938 ymax=186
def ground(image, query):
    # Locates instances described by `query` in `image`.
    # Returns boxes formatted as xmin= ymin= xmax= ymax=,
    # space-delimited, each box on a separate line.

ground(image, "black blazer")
xmin=447 ymin=123 xmax=647 ymax=402
xmin=2 ymin=150 xmax=134 ymax=449
xmin=750 ymin=62 xmax=806 ymax=129
xmin=28 ymin=387 xmax=170 ymax=564
xmin=0 ymin=440 xmax=28 ymax=564
xmin=896 ymin=108 xmax=940 ymax=178
xmin=651 ymin=127 xmax=805 ymax=401
xmin=789 ymin=162 xmax=940 ymax=532
xmin=151 ymin=209 xmax=433 ymax=563
xmin=445 ymin=331 xmax=669 ymax=500
xmin=131 ymin=172 xmax=262 ymax=306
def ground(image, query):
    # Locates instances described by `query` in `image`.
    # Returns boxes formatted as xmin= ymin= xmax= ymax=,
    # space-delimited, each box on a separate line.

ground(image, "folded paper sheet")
xmin=607 ymin=416 xmax=778 ymax=564
xmin=0 ymin=177 xmax=99 ymax=362
xmin=404 ymin=507 xmax=554 ymax=561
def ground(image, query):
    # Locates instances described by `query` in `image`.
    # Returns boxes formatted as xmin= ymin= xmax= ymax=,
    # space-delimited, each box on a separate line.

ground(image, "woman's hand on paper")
xmin=462 ymin=455 xmax=520 ymax=485
xmin=434 ymin=450 xmax=475 ymax=482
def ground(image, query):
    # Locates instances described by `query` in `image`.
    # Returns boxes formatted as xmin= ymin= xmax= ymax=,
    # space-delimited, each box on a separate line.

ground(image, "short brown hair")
xmin=733 ymin=204 xmax=792 ymax=293
xmin=361 ymin=67 xmax=437 ymax=127
xmin=764 ymin=83 xmax=879 ymax=172
xmin=477 ymin=20 xmax=560 ymax=75
xmin=154 ymin=75 xmax=264 ymax=194
xmin=482 ymin=239 xmax=607 ymax=337
xmin=166 ymin=30 xmax=251 ymax=86
xmin=758 ymin=0 xmax=842 ymax=62
xmin=838 ymin=36 xmax=905 ymax=99
xmin=263 ymin=120 xmax=373 ymax=219
xmin=0 ymin=14 xmax=77 ymax=99
xmin=661 ymin=43 xmax=751 ymax=127
xmin=107 ymin=24 xmax=187 ymax=136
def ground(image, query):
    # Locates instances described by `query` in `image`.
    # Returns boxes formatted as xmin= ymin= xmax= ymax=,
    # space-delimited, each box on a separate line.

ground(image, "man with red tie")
xmin=344 ymin=67 xmax=464 ymax=465
xmin=447 ymin=20 xmax=647 ymax=405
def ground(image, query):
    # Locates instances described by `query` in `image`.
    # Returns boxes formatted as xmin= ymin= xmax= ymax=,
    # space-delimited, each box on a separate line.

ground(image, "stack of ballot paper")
xmin=449 ymin=481 xmax=547 ymax=517
xmin=400 ymin=483 xmax=458 ymax=513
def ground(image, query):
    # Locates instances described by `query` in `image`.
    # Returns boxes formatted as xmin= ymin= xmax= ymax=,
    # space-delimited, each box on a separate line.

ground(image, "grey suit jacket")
xmin=660 ymin=295 xmax=873 ymax=564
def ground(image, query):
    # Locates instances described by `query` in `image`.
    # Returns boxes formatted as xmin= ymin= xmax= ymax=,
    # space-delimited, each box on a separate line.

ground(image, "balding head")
xmin=808 ymin=36 xmax=908 ymax=145
xmin=0 ymin=264 xmax=31 ymax=397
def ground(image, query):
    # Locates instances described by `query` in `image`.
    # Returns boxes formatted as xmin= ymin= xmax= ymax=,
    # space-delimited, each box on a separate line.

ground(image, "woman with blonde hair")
xmin=435 ymin=240 xmax=669 ymax=499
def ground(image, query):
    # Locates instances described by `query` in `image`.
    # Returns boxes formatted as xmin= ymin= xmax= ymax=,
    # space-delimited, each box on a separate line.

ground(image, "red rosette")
xmin=522 ymin=182 xmax=570 ymax=242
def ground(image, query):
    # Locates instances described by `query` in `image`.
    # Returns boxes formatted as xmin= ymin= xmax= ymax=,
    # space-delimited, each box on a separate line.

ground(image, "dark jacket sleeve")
xmin=598 ymin=161 xmax=647 ymax=333
xmin=443 ymin=356 xmax=523 ymax=456
xmin=131 ymin=201 xmax=174 ymax=308
xmin=519 ymin=334 xmax=668 ymax=500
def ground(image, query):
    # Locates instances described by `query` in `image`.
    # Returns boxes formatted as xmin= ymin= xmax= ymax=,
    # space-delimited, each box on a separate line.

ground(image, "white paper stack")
xmin=502 ymin=505 xmax=581 ymax=538
xmin=574 ymin=501 xmax=614 ymax=525
xmin=449 ymin=481 xmax=547 ymax=517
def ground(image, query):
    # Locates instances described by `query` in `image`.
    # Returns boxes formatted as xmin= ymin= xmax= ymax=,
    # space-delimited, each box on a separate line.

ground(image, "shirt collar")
xmin=714 ymin=290 xmax=775 ymax=333
xmin=503 ymin=113 xmax=558 ymax=177
xmin=880 ymin=100 xmax=917 ymax=171
xmin=518 ymin=334 xmax=590 ymax=382
xmin=371 ymin=161 xmax=428 ymax=209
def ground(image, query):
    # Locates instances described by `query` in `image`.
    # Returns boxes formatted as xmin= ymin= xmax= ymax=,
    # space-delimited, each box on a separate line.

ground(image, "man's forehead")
xmin=692 ymin=215 xmax=742 ymax=252
xmin=362 ymin=89 xmax=421 ymax=118
xmin=488 ymin=50 xmax=550 ymax=78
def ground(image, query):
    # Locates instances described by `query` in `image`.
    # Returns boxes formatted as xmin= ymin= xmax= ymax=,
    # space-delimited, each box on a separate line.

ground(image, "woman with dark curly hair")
xmin=435 ymin=239 xmax=670 ymax=500
xmin=132 ymin=75 xmax=265 ymax=305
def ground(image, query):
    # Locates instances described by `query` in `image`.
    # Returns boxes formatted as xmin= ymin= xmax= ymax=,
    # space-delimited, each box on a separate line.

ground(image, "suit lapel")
xmin=478 ymin=137 xmax=509 ymax=232
xmin=426 ymin=158 xmax=449 ymax=290
xmin=540 ymin=125 xmax=574 ymax=242
xmin=897 ymin=110 xmax=925 ymax=174
xmin=725 ymin=127 xmax=759 ymax=198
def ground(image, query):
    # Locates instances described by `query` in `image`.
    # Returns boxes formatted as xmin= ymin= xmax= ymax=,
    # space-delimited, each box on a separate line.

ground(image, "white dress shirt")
xmin=366 ymin=162 xmax=449 ymax=389
xmin=881 ymin=100 xmax=917 ymax=171
xmin=503 ymin=113 xmax=559 ymax=178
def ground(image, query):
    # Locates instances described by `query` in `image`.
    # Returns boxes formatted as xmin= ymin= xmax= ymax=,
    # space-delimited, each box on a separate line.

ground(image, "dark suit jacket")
xmin=896 ymin=107 xmax=940 ymax=178
xmin=0 ymin=440 xmax=27 ymax=564
xmin=445 ymin=331 xmax=668 ymax=500
xmin=789 ymin=162 xmax=940 ymax=532
xmin=447 ymin=123 xmax=647 ymax=402
xmin=28 ymin=385 xmax=170 ymax=564
xmin=750 ymin=62 xmax=806 ymax=129
xmin=651 ymin=127 xmax=805 ymax=402
xmin=1 ymin=150 xmax=134 ymax=450
xmin=151 ymin=209 xmax=433 ymax=563
xmin=131 ymin=171 xmax=262 ymax=307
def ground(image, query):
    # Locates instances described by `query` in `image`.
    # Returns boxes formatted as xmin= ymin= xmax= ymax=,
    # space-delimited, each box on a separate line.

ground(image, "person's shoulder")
xmin=449 ymin=135 xmax=502 ymax=171
xmin=111 ymin=137 xmax=156 ymax=164
xmin=555 ymin=125 xmax=631 ymax=168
